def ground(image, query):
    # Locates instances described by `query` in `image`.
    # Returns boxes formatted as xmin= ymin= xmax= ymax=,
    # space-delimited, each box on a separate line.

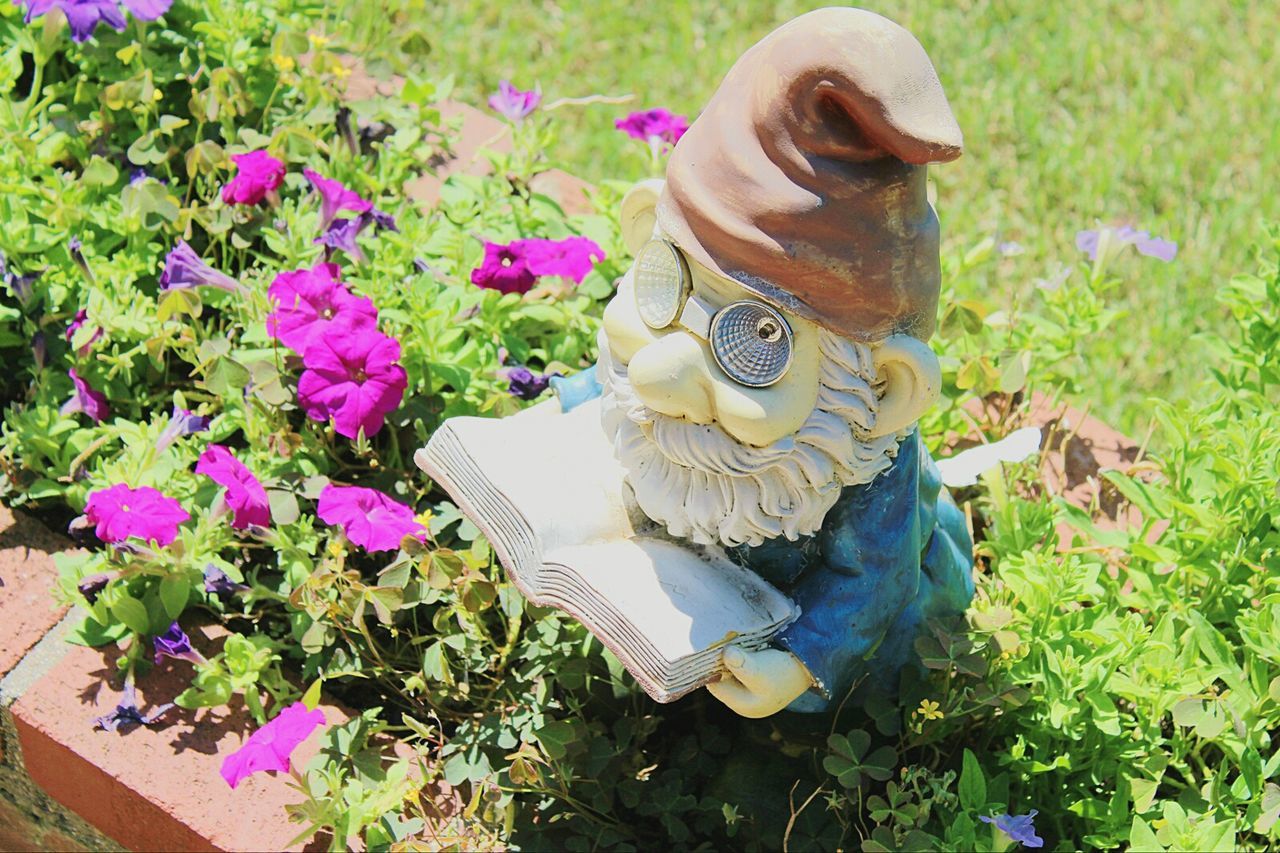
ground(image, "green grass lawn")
xmin=390 ymin=0 xmax=1278 ymax=431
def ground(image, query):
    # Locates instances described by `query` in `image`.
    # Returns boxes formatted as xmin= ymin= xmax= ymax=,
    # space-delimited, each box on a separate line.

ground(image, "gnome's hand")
xmin=707 ymin=647 xmax=813 ymax=718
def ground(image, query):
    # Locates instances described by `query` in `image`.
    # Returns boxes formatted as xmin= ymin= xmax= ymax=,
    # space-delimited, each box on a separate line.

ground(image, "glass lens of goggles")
xmin=633 ymin=240 xmax=793 ymax=387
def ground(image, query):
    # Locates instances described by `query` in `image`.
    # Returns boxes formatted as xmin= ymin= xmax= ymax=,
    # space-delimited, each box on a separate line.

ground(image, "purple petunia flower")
xmin=31 ymin=332 xmax=47 ymax=371
xmin=120 ymin=0 xmax=171 ymax=20
xmin=203 ymin=564 xmax=249 ymax=600
xmin=159 ymin=240 xmax=245 ymax=293
xmin=1076 ymin=225 xmax=1177 ymax=263
xmin=153 ymin=621 xmax=208 ymax=666
xmin=155 ymin=404 xmax=211 ymax=452
xmin=93 ymin=678 xmax=172 ymax=732
xmin=2 ymin=252 xmax=42 ymax=305
xmin=302 ymin=168 xmax=372 ymax=231
xmin=296 ymin=321 xmax=408 ymax=439
xmin=488 ymin=80 xmax=542 ymax=122
xmin=84 ymin=483 xmax=189 ymax=546
xmin=314 ymin=215 xmax=368 ymax=262
xmin=195 ymin=445 xmax=271 ymax=530
xmin=221 ymin=150 xmax=286 ymax=206
xmin=22 ymin=0 xmax=127 ymax=43
xmin=220 ymin=701 xmax=325 ymax=789
xmin=266 ymin=263 xmax=377 ymax=357
xmin=980 ymin=810 xmax=1044 ymax=848
xmin=60 ymin=367 xmax=110 ymax=423
xmin=77 ymin=572 xmax=114 ymax=604
xmin=615 ymin=107 xmax=690 ymax=148
xmin=503 ymin=365 xmax=559 ymax=401
xmin=316 ymin=484 xmax=426 ymax=552
xmin=313 ymin=209 xmax=396 ymax=262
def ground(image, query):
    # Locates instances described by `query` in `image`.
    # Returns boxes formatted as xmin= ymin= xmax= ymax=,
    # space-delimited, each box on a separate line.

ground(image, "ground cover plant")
xmin=0 ymin=1 xmax=1277 ymax=851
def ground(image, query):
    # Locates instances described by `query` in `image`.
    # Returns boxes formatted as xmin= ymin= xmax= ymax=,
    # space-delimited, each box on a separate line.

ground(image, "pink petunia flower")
xmin=220 ymin=702 xmax=326 ymax=790
xmin=488 ymin=80 xmax=541 ymax=122
xmin=316 ymin=484 xmax=426 ymax=552
xmin=302 ymin=168 xmax=372 ymax=231
xmin=65 ymin=308 xmax=103 ymax=356
xmin=84 ymin=483 xmax=190 ymax=547
xmin=470 ymin=235 xmax=605 ymax=293
xmin=296 ymin=322 xmax=407 ymax=439
xmin=60 ymin=367 xmax=110 ymax=423
xmin=516 ymin=235 xmax=606 ymax=284
xmin=221 ymin=150 xmax=286 ymax=206
xmin=615 ymin=108 xmax=690 ymax=148
xmin=266 ymin=263 xmax=377 ymax=356
xmin=470 ymin=241 xmax=537 ymax=294
xmin=195 ymin=445 xmax=271 ymax=530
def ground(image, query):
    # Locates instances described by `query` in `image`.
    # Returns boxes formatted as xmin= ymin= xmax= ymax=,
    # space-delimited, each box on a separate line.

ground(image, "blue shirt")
xmin=550 ymin=368 xmax=974 ymax=713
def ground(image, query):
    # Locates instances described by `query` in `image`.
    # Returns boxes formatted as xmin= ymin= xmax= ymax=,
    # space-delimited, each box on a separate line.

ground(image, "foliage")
xmin=1 ymin=2 xmax=1278 ymax=851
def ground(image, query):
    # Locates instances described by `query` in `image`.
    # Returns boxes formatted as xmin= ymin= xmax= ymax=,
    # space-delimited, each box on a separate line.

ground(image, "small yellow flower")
xmin=326 ymin=537 xmax=345 ymax=558
xmin=330 ymin=60 xmax=351 ymax=80
xmin=271 ymin=53 xmax=296 ymax=73
xmin=307 ymin=33 xmax=330 ymax=48
xmin=917 ymin=699 xmax=944 ymax=721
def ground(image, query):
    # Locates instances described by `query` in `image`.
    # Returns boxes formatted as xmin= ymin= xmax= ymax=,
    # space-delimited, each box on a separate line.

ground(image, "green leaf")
xmin=81 ymin=155 xmax=119 ymax=187
xmin=156 ymin=288 xmax=203 ymax=322
xmin=300 ymin=677 xmax=323 ymax=711
xmin=959 ymin=748 xmax=987 ymax=811
xmin=1129 ymin=816 xmax=1164 ymax=851
xmin=533 ymin=720 xmax=576 ymax=761
xmin=267 ymin=489 xmax=300 ymax=525
xmin=110 ymin=594 xmax=151 ymax=636
xmin=65 ymin=614 xmax=130 ymax=647
xmin=202 ymin=356 xmax=251 ymax=397
xmin=159 ymin=574 xmax=190 ymax=620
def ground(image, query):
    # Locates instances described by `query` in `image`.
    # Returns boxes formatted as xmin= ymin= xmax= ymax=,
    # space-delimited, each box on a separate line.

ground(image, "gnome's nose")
xmin=626 ymin=333 xmax=717 ymax=425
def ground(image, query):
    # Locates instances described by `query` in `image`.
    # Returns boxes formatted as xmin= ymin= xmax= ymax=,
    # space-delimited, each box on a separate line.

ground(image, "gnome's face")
xmin=596 ymin=183 xmax=940 ymax=548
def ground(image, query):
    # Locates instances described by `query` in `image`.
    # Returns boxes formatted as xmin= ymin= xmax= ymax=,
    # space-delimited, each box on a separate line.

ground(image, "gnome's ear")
xmin=620 ymin=179 xmax=665 ymax=255
xmin=867 ymin=335 xmax=942 ymax=438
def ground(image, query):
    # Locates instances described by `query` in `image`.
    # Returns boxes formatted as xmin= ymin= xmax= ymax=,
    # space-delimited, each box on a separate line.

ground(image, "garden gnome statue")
xmin=422 ymin=7 xmax=974 ymax=718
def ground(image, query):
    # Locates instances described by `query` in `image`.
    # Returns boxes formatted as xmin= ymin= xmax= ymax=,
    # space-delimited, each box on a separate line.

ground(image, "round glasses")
xmin=633 ymin=240 xmax=794 ymax=388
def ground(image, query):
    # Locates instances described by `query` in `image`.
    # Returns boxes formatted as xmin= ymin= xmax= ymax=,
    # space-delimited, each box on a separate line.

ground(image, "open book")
xmin=415 ymin=398 xmax=798 ymax=703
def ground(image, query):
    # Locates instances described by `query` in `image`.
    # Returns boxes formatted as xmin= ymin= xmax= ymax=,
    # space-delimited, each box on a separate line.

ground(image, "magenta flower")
xmin=153 ymin=622 xmax=208 ymax=666
xmin=159 ymin=240 xmax=244 ymax=293
xmin=470 ymin=241 xmax=537 ymax=294
xmin=60 ymin=367 xmax=110 ymax=423
xmin=221 ymin=150 xmax=286 ymax=206
xmin=615 ymin=108 xmax=690 ymax=147
xmin=266 ymin=263 xmax=377 ymax=356
xmin=296 ymin=323 xmax=407 ymax=440
xmin=21 ymin=0 xmax=126 ymax=42
xmin=303 ymin=168 xmax=372 ymax=231
xmin=1076 ymin=225 xmax=1177 ymax=263
xmin=195 ymin=445 xmax=270 ymax=530
xmin=317 ymin=484 xmax=426 ymax=552
xmin=65 ymin=308 xmax=103 ymax=356
xmin=156 ymin=404 xmax=211 ymax=452
xmin=94 ymin=678 xmax=172 ymax=733
xmin=518 ymin=236 xmax=606 ymax=283
xmin=220 ymin=702 xmax=326 ymax=790
xmin=488 ymin=80 xmax=541 ymax=122
xmin=84 ymin=483 xmax=190 ymax=546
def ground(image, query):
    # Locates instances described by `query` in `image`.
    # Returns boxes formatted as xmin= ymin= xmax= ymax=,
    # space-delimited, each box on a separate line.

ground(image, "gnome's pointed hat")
xmin=656 ymin=7 xmax=962 ymax=342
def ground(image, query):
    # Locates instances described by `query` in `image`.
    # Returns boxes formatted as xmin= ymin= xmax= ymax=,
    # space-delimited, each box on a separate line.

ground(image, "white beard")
xmin=598 ymin=328 xmax=905 ymax=548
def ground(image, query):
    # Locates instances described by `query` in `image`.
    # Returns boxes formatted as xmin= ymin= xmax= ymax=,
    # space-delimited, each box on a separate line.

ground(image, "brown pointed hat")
xmin=656 ymin=7 xmax=962 ymax=342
